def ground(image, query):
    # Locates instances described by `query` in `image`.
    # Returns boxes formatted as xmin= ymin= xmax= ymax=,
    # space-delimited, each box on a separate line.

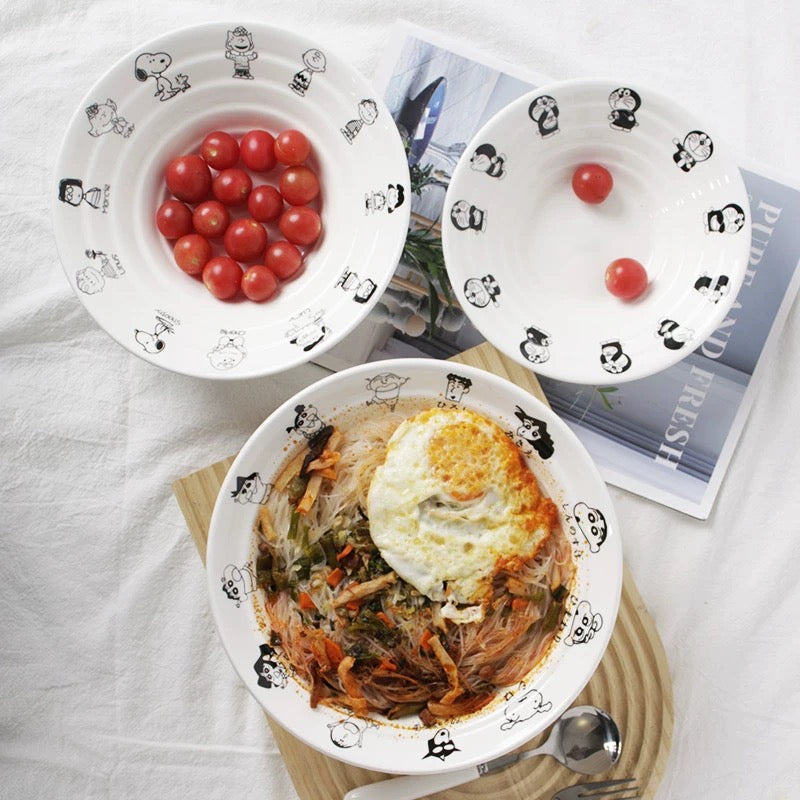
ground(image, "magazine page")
xmin=313 ymin=19 xmax=800 ymax=519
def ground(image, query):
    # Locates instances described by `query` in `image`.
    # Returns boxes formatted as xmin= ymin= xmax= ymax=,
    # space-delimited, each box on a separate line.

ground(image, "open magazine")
xmin=314 ymin=20 xmax=800 ymax=519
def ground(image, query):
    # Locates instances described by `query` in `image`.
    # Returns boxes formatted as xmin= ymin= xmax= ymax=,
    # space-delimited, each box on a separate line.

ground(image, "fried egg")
xmin=367 ymin=407 xmax=555 ymax=612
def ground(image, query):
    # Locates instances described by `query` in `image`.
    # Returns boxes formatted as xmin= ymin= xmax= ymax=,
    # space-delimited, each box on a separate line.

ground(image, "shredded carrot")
xmin=336 ymin=543 xmax=354 ymax=561
xmin=511 ymin=597 xmax=529 ymax=613
xmin=376 ymin=611 xmax=395 ymax=628
xmin=378 ymin=657 xmax=398 ymax=672
xmin=326 ymin=567 xmax=345 ymax=587
xmin=345 ymin=599 xmax=362 ymax=613
xmin=298 ymin=592 xmax=316 ymax=611
xmin=323 ymin=637 xmax=344 ymax=667
xmin=419 ymin=629 xmax=434 ymax=653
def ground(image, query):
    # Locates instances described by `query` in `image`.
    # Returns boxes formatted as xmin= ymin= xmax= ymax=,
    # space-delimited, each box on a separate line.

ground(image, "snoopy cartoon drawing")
xmin=134 ymin=52 xmax=190 ymax=101
xmin=134 ymin=316 xmax=174 ymax=354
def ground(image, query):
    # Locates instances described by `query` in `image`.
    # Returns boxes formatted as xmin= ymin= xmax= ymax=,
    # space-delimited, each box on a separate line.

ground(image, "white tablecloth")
xmin=2 ymin=2 xmax=799 ymax=798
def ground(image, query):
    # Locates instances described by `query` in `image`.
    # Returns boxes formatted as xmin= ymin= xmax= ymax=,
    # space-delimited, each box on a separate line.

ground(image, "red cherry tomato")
xmin=165 ymin=155 xmax=212 ymax=203
xmin=248 ymin=184 xmax=284 ymax=223
xmin=241 ymin=265 xmax=279 ymax=302
xmin=240 ymin=129 xmax=277 ymax=172
xmin=212 ymin=168 xmax=253 ymax=206
xmin=202 ymin=256 xmax=242 ymax=300
xmin=224 ymin=217 xmax=268 ymax=262
xmin=156 ymin=199 xmax=193 ymax=239
xmin=279 ymin=165 xmax=320 ymax=206
xmin=279 ymin=206 xmax=321 ymax=246
xmin=572 ymin=163 xmax=614 ymax=204
xmin=605 ymin=258 xmax=648 ymax=300
xmin=265 ymin=240 xmax=303 ymax=280
xmin=274 ymin=129 xmax=310 ymax=166
xmin=173 ymin=233 xmax=212 ymax=275
xmin=200 ymin=130 xmax=240 ymax=170
xmin=192 ymin=200 xmax=230 ymax=239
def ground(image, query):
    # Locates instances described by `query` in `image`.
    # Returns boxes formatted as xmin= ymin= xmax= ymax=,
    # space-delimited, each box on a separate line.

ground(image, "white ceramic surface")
xmin=442 ymin=78 xmax=751 ymax=384
xmin=52 ymin=22 xmax=410 ymax=379
xmin=206 ymin=358 xmax=622 ymax=774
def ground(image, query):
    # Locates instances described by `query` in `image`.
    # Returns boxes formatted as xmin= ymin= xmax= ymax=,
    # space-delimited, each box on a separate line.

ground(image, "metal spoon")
xmin=342 ymin=705 xmax=622 ymax=800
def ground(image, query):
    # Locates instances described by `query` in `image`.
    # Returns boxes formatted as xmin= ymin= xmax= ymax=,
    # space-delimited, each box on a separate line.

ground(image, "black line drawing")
xmin=220 ymin=562 xmax=256 ymax=607
xmin=208 ymin=334 xmax=247 ymax=370
xmin=58 ymin=178 xmax=109 ymax=211
xmin=86 ymin=98 xmax=134 ymax=138
xmin=230 ymin=472 xmax=272 ymax=505
xmin=134 ymin=52 xmax=190 ymax=101
xmin=528 ymin=94 xmax=560 ymax=138
xmin=694 ymin=273 xmax=730 ymax=303
xmin=513 ymin=405 xmax=555 ymax=460
xmin=519 ymin=325 xmax=552 ymax=365
xmin=573 ymin=502 xmax=608 ymax=553
xmin=608 ymin=87 xmax=641 ymax=131
xmin=463 ymin=274 xmax=500 ymax=308
xmin=449 ymin=199 xmax=487 ymax=232
xmin=327 ymin=717 xmax=377 ymax=749
xmin=441 ymin=372 xmax=472 ymax=406
xmin=705 ymin=204 xmax=746 ymax=234
xmin=134 ymin=315 xmax=174 ymax=354
xmin=365 ymin=183 xmax=405 ymax=214
xmin=422 ymin=729 xmax=460 ymax=761
xmin=285 ymin=404 xmax=327 ymax=438
xmin=469 ymin=143 xmax=506 ymax=178
xmin=225 ymin=26 xmax=258 ymax=79
xmin=561 ymin=599 xmax=603 ymax=646
xmin=336 ymin=269 xmax=377 ymax=304
xmin=600 ymin=339 xmax=632 ymax=375
xmin=500 ymin=683 xmax=553 ymax=731
xmin=341 ymin=98 xmax=379 ymax=144
xmin=286 ymin=309 xmax=330 ymax=352
xmin=672 ymin=130 xmax=713 ymax=171
xmin=74 ymin=249 xmax=124 ymax=294
xmin=253 ymin=643 xmax=288 ymax=689
xmin=657 ymin=319 xmax=694 ymax=350
xmin=290 ymin=48 xmax=327 ymax=96
xmin=365 ymin=373 xmax=409 ymax=411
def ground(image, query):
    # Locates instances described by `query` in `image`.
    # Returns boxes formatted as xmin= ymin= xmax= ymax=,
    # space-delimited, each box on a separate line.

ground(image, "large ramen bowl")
xmin=52 ymin=22 xmax=409 ymax=379
xmin=442 ymin=78 xmax=751 ymax=384
xmin=206 ymin=358 xmax=622 ymax=774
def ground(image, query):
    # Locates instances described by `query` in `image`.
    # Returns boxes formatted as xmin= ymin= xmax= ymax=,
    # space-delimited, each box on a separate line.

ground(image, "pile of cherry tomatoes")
xmin=156 ymin=128 xmax=322 ymax=302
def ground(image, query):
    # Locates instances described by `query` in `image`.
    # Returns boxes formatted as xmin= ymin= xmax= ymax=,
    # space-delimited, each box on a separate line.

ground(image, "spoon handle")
xmin=342 ymin=765 xmax=481 ymax=800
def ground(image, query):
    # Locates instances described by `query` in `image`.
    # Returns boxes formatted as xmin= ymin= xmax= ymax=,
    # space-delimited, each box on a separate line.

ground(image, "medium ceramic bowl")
xmin=206 ymin=358 xmax=622 ymax=773
xmin=52 ymin=21 xmax=409 ymax=379
xmin=442 ymin=78 xmax=751 ymax=384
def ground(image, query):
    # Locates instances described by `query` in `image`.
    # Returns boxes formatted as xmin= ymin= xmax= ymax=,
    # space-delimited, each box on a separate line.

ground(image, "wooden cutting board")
xmin=172 ymin=342 xmax=674 ymax=800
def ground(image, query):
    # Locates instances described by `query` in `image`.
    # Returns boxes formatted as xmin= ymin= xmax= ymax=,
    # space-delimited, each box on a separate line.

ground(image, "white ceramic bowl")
xmin=52 ymin=22 xmax=409 ymax=379
xmin=442 ymin=78 xmax=751 ymax=384
xmin=206 ymin=358 xmax=622 ymax=774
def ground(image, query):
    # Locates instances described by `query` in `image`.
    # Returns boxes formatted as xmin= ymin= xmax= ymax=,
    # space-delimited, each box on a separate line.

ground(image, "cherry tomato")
xmin=274 ymin=129 xmax=310 ymax=166
xmin=200 ymin=130 xmax=240 ymax=170
xmin=212 ymin=167 xmax=253 ymax=206
xmin=572 ymin=163 xmax=614 ymax=204
xmin=240 ymin=129 xmax=277 ymax=172
xmin=265 ymin=240 xmax=303 ymax=280
xmin=241 ymin=265 xmax=279 ymax=302
xmin=173 ymin=233 xmax=212 ymax=275
xmin=156 ymin=199 xmax=193 ymax=239
xmin=224 ymin=217 xmax=268 ymax=262
xmin=605 ymin=258 xmax=648 ymax=300
xmin=202 ymin=256 xmax=242 ymax=300
xmin=279 ymin=165 xmax=320 ymax=206
xmin=279 ymin=206 xmax=321 ymax=246
xmin=165 ymin=155 xmax=212 ymax=203
xmin=248 ymin=184 xmax=284 ymax=223
xmin=192 ymin=200 xmax=230 ymax=239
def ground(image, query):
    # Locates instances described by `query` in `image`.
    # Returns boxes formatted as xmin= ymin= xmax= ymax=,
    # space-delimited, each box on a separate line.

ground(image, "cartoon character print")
xmin=563 ymin=600 xmax=603 ymax=646
xmin=286 ymin=309 xmax=330 ymax=351
xmin=134 ymin=315 xmax=174 ymax=354
xmin=438 ymin=373 xmax=472 ymax=407
xmin=134 ymin=52 xmax=189 ymax=101
xmin=208 ymin=334 xmax=247 ymax=370
xmin=225 ymin=27 xmax=257 ymax=79
xmin=253 ymin=643 xmax=288 ymax=689
xmin=327 ymin=716 xmax=377 ymax=749
xmin=58 ymin=178 xmax=108 ymax=211
xmin=422 ymin=729 xmax=460 ymax=761
xmin=220 ymin=563 xmax=256 ymax=608
xmin=672 ymin=130 xmax=713 ymax=171
xmin=500 ymin=683 xmax=553 ymax=731
xmin=230 ymin=472 xmax=272 ymax=505
xmin=694 ymin=273 xmax=730 ymax=303
xmin=600 ymin=339 xmax=632 ymax=375
xmin=608 ymin=87 xmax=641 ymax=131
xmin=365 ymin=183 xmax=405 ymax=214
xmin=336 ymin=269 xmax=377 ymax=304
xmin=469 ymin=143 xmax=506 ymax=178
xmin=513 ymin=406 xmax=555 ymax=460
xmin=657 ymin=319 xmax=693 ymax=350
xmin=519 ymin=325 xmax=552 ymax=364
xmin=705 ymin=203 xmax=746 ymax=234
xmin=463 ymin=274 xmax=500 ymax=308
xmin=573 ymin=502 xmax=608 ymax=553
xmin=528 ymin=94 xmax=560 ymax=138
xmin=341 ymin=98 xmax=378 ymax=144
xmin=450 ymin=199 xmax=487 ymax=233
xmin=285 ymin=404 xmax=326 ymax=439
xmin=290 ymin=48 xmax=326 ymax=96
xmin=365 ymin=373 xmax=409 ymax=411
xmin=75 ymin=249 xmax=125 ymax=294
xmin=86 ymin=98 xmax=134 ymax=138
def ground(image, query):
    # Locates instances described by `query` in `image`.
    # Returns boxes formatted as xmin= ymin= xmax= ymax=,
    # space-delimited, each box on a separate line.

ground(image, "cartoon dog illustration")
xmin=134 ymin=316 xmax=174 ymax=354
xmin=134 ymin=52 xmax=189 ymax=101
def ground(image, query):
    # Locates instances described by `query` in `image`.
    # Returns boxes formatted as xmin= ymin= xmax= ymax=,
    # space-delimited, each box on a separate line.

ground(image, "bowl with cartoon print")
xmin=52 ymin=21 xmax=410 ymax=379
xmin=442 ymin=77 xmax=751 ymax=384
xmin=206 ymin=358 xmax=622 ymax=774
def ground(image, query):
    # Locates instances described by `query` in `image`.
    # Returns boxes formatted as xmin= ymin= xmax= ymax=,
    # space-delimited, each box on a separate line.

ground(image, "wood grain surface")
xmin=172 ymin=343 xmax=673 ymax=800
